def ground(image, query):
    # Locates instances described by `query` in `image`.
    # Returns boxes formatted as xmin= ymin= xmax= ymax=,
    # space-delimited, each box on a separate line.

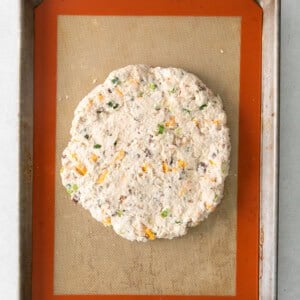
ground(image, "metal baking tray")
xmin=19 ymin=0 xmax=279 ymax=299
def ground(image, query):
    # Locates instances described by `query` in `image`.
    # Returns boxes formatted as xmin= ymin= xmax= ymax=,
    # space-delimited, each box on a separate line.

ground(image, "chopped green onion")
xmin=66 ymin=183 xmax=72 ymax=194
xmin=116 ymin=210 xmax=123 ymax=217
xmin=111 ymin=77 xmax=121 ymax=85
xmin=199 ymin=104 xmax=208 ymax=110
xmin=183 ymin=108 xmax=191 ymax=113
xmin=174 ymin=127 xmax=182 ymax=135
xmin=169 ymin=87 xmax=176 ymax=94
xmin=84 ymin=134 xmax=89 ymax=139
xmin=160 ymin=209 xmax=170 ymax=218
xmin=94 ymin=144 xmax=101 ymax=149
xmin=175 ymin=220 xmax=182 ymax=224
xmin=138 ymin=91 xmax=144 ymax=97
xmin=157 ymin=124 xmax=165 ymax=134
xmin=107 ymin=101 xmax=119 ymax=109
xmin=72 ymin=184 xmax=78 ymax=192
xmin=149 ymin=83 xmax=157 ymax=90
xmin=213 ymin=194 xmax=219 ymax=202
xmin=114 ymin=140 xmax=118 ymax=146
xmin=221 ymin=161 xmax=227 ymax=174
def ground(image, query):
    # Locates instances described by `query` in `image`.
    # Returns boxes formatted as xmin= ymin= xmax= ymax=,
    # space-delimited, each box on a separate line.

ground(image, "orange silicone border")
xmin=33 ymin=0 xmax=262 ymax=299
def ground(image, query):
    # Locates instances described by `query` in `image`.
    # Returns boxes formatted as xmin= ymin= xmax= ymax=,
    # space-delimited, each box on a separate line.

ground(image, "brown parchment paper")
xmin=55 ymin=16 xmax=240 ymax=296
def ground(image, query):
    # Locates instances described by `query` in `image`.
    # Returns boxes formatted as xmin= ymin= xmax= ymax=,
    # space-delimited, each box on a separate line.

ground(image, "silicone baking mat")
xmin=33 ymin=1 xmax=262 ymax=299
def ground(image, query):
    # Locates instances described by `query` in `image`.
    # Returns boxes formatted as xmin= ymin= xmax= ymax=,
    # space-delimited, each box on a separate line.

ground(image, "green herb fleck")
xmin=175 ymin=220 xmax=182 ymax=224
xmin=138 ymin=91 xmax=144 ymax=97
xmin=111 ymin=77 xmax=121 ymax=85
xmin=149 ymin=83 xmax=157 ymax=90
xmin=155 ymin=105 xmax=161 ymax=111
xmin=213 ymin=194 xmax=219 ymax=202
xmin=116 ymin=210 xmax=123 ymax=217
xmin=221 ymin=161 xmax=227 ymax=174
xmin=107 ymin=101 xmax=119 ymax=109
xmin=114 ymin=140 xmax=118 ymax=146
xmin=183 ymin=108 xmax=191 ymax=113
xmin=169 ymin=87 xmax=176 ymax=94
xmin=161 ymin=209 xmax=170 ymax=218
xmin=84 ymin=134 xmax=89 ymax=139
xmin=94 ymin=144 xmax=101 ymax=149
xmin=66 ymin=183 xmax=73 ymax=194
xmin=72 ymin=184 xmax=78 ymax=192
xmin=199 ymin=104 xmax=208 ymax=110
xmin=174 ymin=127 xmax=182 ymax=135
xmin=157 ymin=124 xmax=165 ymax=134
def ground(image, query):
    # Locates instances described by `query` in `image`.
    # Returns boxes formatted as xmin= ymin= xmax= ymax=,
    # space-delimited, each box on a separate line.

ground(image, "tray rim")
xmin=257 ymin=0 xmax=280 ymax=299
xmin=19 ymin=1 xmax=279 ymax=299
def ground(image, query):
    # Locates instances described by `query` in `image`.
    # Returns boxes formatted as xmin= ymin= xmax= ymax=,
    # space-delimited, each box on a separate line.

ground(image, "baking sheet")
xmin=54 ymin=16 xmax=240 ymax=295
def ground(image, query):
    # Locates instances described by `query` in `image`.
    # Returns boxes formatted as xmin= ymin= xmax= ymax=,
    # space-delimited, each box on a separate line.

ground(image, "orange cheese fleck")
xmin=114 ymin=149 xmax=125 ymax=162
xmin=177 ymin=159 xmax=187 ymax=169
xmin=98 ymin=94 xmax=104 ymax=101
xmin=145 ymin=227 xmax=156 ymax=240
xmin=209 ymin=159 xmax=216 ymax=166
xmin=103 ymin=216 xmax=111 ymax=227
xmin=90 ymin=153 xmax=98 ymax=162
xmin=128 ymin=78 xmax=138 ymax=85
xmin=165 ymin=116 xmax=176 ymax=127
xmin=141 ymin=164 xmax=149 ymax=173
xmin=87 ymin=99 xmax=94 ymax=110
xmin=205 ymin=202 xmax=213 ymax=210
xmin=97 ymin=169 xmax=108 ymax=184
xmin=192 ymin=118 xmax=200 ymax=126
xmin=179 ymin=186 xmax=188 ymax=197
xmin=162 ymin=161 xmax=170 ymax=173
xmin=115 ymin=88 xmax=123 ymax=97
xmin=75 ymin=163 xmax=87 ymax=176
xmin=71 ymin=153 xmax=78 ymax=160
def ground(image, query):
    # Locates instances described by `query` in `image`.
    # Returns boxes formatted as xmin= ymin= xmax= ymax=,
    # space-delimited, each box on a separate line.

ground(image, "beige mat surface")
xmin=55 ymin=16 xmax=240 ymax=295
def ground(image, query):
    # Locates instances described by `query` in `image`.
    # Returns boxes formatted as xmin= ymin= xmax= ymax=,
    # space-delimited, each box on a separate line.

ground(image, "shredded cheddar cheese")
xmin=103 ymin=216 xmax=111 ymax=227
xmin=98 ymin=94 xmax=104 ymax=101
xmin=162 ymin=161 xmax=170 ymax=173
xmin=97 ymin=169 xmax=108 ymax=184
xmin=177 ymin=159 xmax=187 ymax=169
xmin=90 ymin=153 xmax=98 ymax=162
xmin=141 ymin=163 xmax=149 ymax=173
xmin=115 ymin=88 xmax=124 ymax=97
xmin=75 ymin=163 xmax=87 ymax=176
xmin=165 ymin=116 xmax=176 ymax=127
xmin=145 ymin=227 xmax=156 ymax=240
xmin=114 ymin=149 xmax=126 ymax=162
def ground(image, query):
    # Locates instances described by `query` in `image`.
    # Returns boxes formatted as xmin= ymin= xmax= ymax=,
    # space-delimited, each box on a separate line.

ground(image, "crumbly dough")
xmin=61 ymin=65 xmax=230 ymax=242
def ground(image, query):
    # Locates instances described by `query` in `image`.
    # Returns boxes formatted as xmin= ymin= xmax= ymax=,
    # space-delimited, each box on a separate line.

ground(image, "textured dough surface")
xmin=60 ymin=65 xmax=230 ymax=242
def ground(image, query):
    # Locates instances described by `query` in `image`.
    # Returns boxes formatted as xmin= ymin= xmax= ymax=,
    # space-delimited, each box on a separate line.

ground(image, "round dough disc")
xmin=61 ymin=65 xmax=230 ymax=242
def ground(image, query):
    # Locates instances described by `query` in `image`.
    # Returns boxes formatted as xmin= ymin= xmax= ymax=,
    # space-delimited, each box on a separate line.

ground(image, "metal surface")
xmin=19 ymin=1 xmax=280 ymax=299
xmin=20 ymin=1 xmax=34 ymax=299
xmin=278 ymin=1 xmax=300 ymax=299
xmin=258 ymin=0 xmax=280 ymax=299
xmin=0 ymin=1 xmax=21 ymax=300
